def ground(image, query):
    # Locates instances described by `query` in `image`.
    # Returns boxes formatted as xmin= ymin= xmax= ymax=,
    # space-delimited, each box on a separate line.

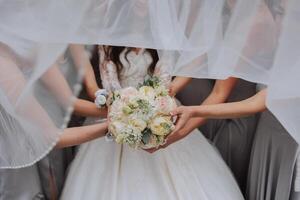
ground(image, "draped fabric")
xmin=247 ymin=110 xmax=300 ymax=200
xmin=0 ymin=0 xmax=299 ymax=168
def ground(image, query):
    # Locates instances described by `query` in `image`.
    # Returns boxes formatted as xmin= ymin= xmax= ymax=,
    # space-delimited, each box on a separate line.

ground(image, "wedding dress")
xmin=61 ymin=47 xmax=244 ymax=200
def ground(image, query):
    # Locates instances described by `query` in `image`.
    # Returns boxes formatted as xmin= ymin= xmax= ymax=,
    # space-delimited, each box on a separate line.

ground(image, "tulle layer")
xmin=0 ymin=0 xmax=299 ymax=168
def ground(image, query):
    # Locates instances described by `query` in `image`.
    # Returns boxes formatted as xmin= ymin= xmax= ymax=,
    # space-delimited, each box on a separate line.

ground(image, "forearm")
xmin=56 ymin=122 xmax=108 ymax=148
xmin=182 ymin=78 xmax=238 ymax=129
xmin=165 ymin=89 xmax=264 ymax=148
xmin=192 ymin=89 xmax=267 ymax=119
xmin=170 ymin=77 xmax=192 ymax=96
xmin=69 ymin=44 xmax=100 ymax=99
xmin=73 ymin=99 xmax=107 ymax=117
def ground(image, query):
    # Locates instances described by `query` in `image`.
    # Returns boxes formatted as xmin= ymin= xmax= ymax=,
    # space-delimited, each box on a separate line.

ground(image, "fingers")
xmin=170 ymin=106 xmax=183 ymax=116
xmin=143 ymin=147 xmax=161 ymax=154
xmin=144 ymin=106 xmax=191 ymax=154
xmin=144 ymin=130 xmax=186 ymax=154
xmin=173 ymin=114 xmax=188 ymax=133
xmin=164 ymin=131 xmax=178 ymax=145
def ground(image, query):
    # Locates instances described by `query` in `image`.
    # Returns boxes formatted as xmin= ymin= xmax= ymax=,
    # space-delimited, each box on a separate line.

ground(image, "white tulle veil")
xmin=0 ymin=0 xmax=299 ymax=168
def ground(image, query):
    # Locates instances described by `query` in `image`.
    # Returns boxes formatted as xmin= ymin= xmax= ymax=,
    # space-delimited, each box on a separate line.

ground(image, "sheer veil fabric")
xmin=0 ymin=0 xmax=299 ymax=168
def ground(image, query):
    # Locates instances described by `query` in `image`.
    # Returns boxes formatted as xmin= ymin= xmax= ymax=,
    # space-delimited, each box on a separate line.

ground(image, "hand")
xmin=143 ymin=127 xmax=191 ymax=153
xmin=171 ymin=106 xmax=195 ymax=133
xmin=168 ymin=84 xmax=176 ymax=97
xmin=144 ymin=106 xmax=196 ymax=154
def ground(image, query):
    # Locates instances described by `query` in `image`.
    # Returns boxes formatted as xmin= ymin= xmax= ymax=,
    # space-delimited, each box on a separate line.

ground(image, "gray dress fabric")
xmin=0 ymin=150 xmax=72 ymax=200
xmin=177 ymin=78 xmax=258 ymax=192
xmin=0 ymin=166 xmax=44 ymax=200
xmin=246 ymin=110 xmax=300 ymax=200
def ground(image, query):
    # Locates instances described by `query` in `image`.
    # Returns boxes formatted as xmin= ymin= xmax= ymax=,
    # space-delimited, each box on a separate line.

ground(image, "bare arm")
xmin=160 ymin=89 xmax=266 ymax=150
xmin=145 ymin=77 xmax=237 ymax=153
xmin=55 ymin=122 xmax=108 ymax=148
xmin=73 ymin=99 xmax=107 ymax=117
xmin=69 ymin=44 xmax=100 ymax=99
xmin=169 ymin=76 xmax=192 ymax=97
xmin=189 ymin=89 xmax=266 ymax=119
xmin=172 ymin=77 xmax=238 ymax=132
xmin=42 ymin=64 xmax=107 ymax=117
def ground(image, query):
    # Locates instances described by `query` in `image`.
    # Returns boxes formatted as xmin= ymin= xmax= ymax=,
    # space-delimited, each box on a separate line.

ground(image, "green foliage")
xmin=161 ymin=122 xmax=172 ymax=130
xmin=139 ymin=75 xmax=161 ymax=89
xmin=141 ymin=128 xmax=152 ymax=144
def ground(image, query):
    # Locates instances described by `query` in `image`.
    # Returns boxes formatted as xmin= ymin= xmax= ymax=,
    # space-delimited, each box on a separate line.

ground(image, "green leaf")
xmin=141 ymin=128 xmax=152 ymax=144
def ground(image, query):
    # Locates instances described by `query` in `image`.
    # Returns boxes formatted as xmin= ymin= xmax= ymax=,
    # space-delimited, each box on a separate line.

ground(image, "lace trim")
xmin=0 ymin=68 xmax=84 ymax=169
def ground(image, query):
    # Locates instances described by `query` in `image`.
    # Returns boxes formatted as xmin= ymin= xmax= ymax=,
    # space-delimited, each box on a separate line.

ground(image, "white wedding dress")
xmin=61 ymin=47 xmax=244 ymax=200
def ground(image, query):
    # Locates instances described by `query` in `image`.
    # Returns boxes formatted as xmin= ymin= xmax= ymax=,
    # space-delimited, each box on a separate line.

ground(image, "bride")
xmin=61 ymin=45 xmax=244 ymax=200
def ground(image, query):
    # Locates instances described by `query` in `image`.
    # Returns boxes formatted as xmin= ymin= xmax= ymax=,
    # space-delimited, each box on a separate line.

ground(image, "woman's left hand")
xmin=171 ymin=106 xmax=195 ymax=133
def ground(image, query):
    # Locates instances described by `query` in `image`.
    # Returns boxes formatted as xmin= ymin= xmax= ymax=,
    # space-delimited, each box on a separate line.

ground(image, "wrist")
xmin=169 ymin=85 xmax=179 ymax=97
xmin=86 ymin=85 xmax=99 ymax=99
xmin=190 ymin=106 xmax=199 ymax=117
xmin=192 ymin=105 xmax=209 ymax=118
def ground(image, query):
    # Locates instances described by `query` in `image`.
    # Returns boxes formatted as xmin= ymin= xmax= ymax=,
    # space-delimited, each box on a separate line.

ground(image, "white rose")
xmin=155 ymin=85 xmax=169 ymax=97
xmin=155 ymin=96 xmax=177 ymax=115
xmin=110 ymin=100 xmax=124 ymax=113
xmin=109 ymin=121 xmax=127 ymax=136
xmin=128 ymin=117 xmax=147 ymax=132
xmin=120 ymin=87 xmax=139 ymax=101
xmin=139 ymin=86 xmax=156 ymax=100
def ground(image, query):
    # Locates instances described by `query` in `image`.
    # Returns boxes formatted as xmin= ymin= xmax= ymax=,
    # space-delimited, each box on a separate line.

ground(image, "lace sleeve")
xmin=154 ymin=51 xmax=173 ymax=87
xmin=98 ymin=46 xmax=122 ymax=92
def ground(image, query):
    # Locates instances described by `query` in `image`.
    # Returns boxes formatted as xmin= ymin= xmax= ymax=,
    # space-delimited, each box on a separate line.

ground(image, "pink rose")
xmin=120 ymin=87 xmax=139 ymax=102
xmin=155 ymin=96 xmax=177 ymax=115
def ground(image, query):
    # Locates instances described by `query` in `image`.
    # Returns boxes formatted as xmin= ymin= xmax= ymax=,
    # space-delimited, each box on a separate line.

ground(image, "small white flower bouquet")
xmin=107 ymin=76 xmax=177 ymax=149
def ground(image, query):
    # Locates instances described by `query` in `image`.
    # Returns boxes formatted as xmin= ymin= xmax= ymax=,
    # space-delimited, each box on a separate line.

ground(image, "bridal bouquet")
xmin=107 ymin=76 xmax=176 ymax=149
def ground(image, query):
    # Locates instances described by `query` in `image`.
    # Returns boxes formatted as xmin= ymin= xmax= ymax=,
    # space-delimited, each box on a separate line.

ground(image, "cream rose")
xmin=128 ymin=117 xmax=147 ymax=132
xmin=149 ymin=116 xmax=174 ymax=136
xmin=109 ymin=121 xmax=127 ymax=136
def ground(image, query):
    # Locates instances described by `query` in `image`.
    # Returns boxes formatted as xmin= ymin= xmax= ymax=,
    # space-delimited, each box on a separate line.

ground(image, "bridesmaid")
xmin=175 ymin=78 xmax=258 ymax=191
xmin=247 ymin=110 xmax=300 ymax=200
xmin=0 ymin=101 xmax=108 ymax=200
xmin=34 ymin=45 xmax=106 ymax=199
xmin=0 ymin=45 xmax=107 ymax=200
xmin=166 ymin=87 xmax=300 ymax=199
xmin=246 ymin=1 xmax=300 ymax=199
xmin=159 ymin=0 xmax=275 ymax=192
xmin=0 ymin=103 xmax=108 ymax=200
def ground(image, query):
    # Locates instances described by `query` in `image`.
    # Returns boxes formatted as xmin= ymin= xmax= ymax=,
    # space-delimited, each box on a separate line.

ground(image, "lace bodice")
xmin=98 ymin=46 xmax=171 ymax=91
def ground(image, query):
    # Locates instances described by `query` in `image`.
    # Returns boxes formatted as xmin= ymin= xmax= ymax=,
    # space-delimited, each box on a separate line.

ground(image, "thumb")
xmin=170 ymin=106 xmax=183 ymax=116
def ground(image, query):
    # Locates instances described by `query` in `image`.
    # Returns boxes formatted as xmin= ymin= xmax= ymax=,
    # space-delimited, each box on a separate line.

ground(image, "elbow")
xmin=54 ymin=140 xmax=65 ymax=149
xmin=247 ymin=98 xmax=267 ymax=116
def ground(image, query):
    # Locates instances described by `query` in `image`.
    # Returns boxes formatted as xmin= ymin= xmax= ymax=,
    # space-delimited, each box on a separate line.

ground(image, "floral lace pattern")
xmin=98 ymin=46 xmax=171 ymax=91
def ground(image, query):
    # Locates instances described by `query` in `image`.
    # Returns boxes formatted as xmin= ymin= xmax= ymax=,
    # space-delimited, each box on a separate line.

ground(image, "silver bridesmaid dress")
xmin=247 ymin=110 xmax=300 ymax=200
xmin=177 ymin=78 xmax=258 ymax=192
